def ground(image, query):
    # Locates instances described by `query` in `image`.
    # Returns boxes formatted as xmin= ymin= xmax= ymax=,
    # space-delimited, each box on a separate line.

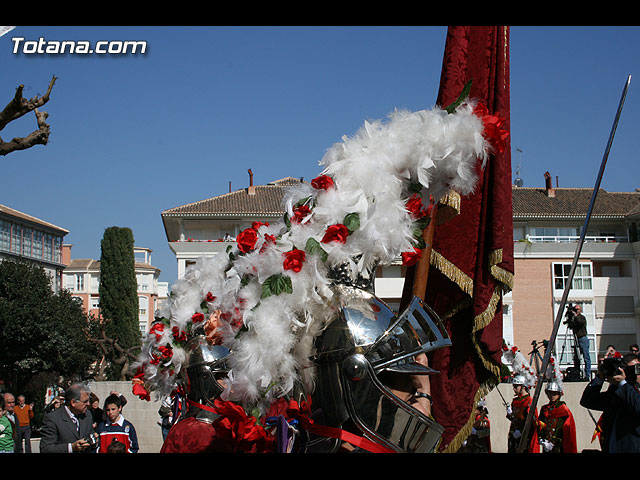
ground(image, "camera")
xmin=563 ymin=304 xmax=578 ymax=326
xmin=602 ymin=357 xmax=625 ymax=378
xmin=84 ymin=432 xmax=99 ymax=447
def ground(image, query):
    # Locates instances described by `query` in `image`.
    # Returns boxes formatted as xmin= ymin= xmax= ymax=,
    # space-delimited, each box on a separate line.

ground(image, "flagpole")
xmin=517 ymin=74 xmax=631 ymax=453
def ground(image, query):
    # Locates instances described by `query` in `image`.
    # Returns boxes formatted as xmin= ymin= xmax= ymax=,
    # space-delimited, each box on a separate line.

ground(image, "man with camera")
xmin=580 ymin=353 xmax=640 ymax=453
xmin=564 ymin=304 xmax=592 ymax=379
xmin=40 ymin=383 xmax=98 ymax=453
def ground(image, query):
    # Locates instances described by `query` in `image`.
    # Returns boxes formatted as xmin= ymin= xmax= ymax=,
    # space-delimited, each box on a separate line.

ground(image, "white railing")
xmin=525 ymin=235 xmax=627 ymax=243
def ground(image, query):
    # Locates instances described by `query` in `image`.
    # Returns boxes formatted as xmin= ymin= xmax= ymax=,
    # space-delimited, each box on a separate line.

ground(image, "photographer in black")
xmin=564 ymin=304 xmax=591 ymax=379
xmin=579 ymin=353 xmax=640 ymax=453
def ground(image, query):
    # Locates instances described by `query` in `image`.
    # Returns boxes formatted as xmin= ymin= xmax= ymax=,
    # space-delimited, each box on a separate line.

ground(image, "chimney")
xmin=247 ymin=169 xmax=255 ymax=195
xmin=544 ymin=171 xmax=555 ymax=197
xmin=229 ymin=181 xmax=232 ymax=193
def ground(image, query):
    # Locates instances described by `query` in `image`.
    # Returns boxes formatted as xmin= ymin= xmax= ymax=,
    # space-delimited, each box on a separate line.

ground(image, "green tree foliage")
xmin=99 ymin=227 xmax=140 ymax=378
xmin=0 ymin=260 xmax=96 ymax=393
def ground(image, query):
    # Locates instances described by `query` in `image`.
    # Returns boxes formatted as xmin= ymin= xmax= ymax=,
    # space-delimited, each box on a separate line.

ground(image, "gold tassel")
xmin=430 ymin=249 xmax=474 ymax=297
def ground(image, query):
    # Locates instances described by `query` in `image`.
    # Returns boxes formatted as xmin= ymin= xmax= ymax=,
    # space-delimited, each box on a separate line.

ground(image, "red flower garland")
xmin=401 ymin=248 xmax=422 ymax=266
xmin=211 ymin=399 xmax=275 ymax=453
xmin=292 ymin=205 xmax=312 ymax=224
xmin=237 ymin=227 xmax=258 ymax=253
xmin=473 ymin=103 xmax=509 ymax=154
xmin=321 ymin=224 xmax=349 ymax=244
xmin=311 ymin=175 xmax=334 ymax=190
xmin=283 ymin=248 xmax=306 ymax=273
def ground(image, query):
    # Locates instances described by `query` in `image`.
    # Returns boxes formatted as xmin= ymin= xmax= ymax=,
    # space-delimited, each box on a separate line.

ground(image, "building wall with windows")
xmin=0 ymin=203 xmax=68 ymax=292
xmin=62 ymin=246 xmax=162 ymax=333
xmin=161 ymin=175 xmax=640 ymax=378
xmin=510 ymin=184 xmax=640 ymax=375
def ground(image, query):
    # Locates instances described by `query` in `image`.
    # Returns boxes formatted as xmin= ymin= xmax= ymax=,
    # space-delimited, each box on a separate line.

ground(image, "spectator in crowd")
xmin=0 ymin=395 xmax=15 ymax=453
xmin=95 ymin=393 xmax=139 ymax=453
xmin=14 ymin=395 xmax=34 ymax=453
xmin=89 ymin=393 xmax=103 ymax=429
xmin=580 ymin=353 xmax=640 ymax=453
xmin=39 ymin=383 xmax=96 ymax=453
xmin=2 ymin=393 xmax=17 ymax=452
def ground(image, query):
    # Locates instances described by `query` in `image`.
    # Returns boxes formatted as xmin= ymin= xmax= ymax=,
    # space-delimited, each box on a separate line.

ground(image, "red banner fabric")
xmin=401 ymin=26 xmax=514 ymax=452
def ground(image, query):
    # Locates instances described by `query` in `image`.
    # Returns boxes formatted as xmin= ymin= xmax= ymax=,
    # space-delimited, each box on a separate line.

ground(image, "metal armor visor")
xmin=344 ymin=294 xmax=452 ymax=375
xmin=342 ymin=357 xmax=444 ymax=452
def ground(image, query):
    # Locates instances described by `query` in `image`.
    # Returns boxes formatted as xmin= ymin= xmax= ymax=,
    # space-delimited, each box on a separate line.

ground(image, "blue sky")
xmin=1 ymin=26 xmax=639 ymax=284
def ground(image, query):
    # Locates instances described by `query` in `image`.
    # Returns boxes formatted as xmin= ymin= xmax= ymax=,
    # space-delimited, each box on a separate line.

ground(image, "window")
xmin=90 ymin=297 xmax=100 ymax=310
xmin=75 ymin=274 xmax=84 ymax=292
xmin=502 ymin=304 xmax=514 ymax=346
xmin=0 ymin=220 xmax=10 ymax=252
xmin=553 ymin=262 xmax=592 ymax=291
xmin=11 ymin=224 xmax=21 ymax=254
xmin=137 ymin=274 xmax=149 ymax=291
xmin=33 ymin=230 xmax=43 ymax=259
xmin=64 ymin=274 xmax=76 ymax=291
xmin=139 ymin=296 xmax=148 ymax=316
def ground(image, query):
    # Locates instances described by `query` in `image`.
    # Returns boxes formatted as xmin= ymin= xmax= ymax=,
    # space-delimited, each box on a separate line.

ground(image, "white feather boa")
xmin=134 ymin=101 xmax=495 ymax=413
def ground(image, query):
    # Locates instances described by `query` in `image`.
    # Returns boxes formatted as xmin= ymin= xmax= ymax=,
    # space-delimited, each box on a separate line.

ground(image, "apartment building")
xmin=0 ymin=203 xmax=68 ymax=292
xmin=161 ymin=173 xmax=640 ymax=376
xmin=508 ymin=177 xmax=640 ymax=374
xmin=161 ymin=174 xmax=302 ymax=279
xmin=62 ymin=246 xmax=162 ymax=333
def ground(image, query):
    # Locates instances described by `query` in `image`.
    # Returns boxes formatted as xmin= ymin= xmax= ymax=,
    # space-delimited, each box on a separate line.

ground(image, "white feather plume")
xmin=134 ymin=101 xmax=494 ymax=412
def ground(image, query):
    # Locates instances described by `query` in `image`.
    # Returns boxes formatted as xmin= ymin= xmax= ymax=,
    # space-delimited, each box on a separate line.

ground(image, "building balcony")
xmin=168 ymin=239 xmax=235 ymax=256
xmin=526 ymin=235 xmax=627 ymax=243
xmin=514 ymin=238 xmax=636 ymax=259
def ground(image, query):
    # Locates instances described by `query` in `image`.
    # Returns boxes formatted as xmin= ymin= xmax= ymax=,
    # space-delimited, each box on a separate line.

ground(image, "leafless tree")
xmin=0 ymin=75 xmax=57 ymax=156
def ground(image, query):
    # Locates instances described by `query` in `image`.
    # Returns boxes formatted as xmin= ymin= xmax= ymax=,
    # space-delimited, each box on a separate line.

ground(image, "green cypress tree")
xmin=99 ymin=227 xmax=140 ymax=378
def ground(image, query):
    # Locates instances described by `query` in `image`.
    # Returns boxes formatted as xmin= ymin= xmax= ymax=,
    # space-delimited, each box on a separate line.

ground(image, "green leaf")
xmin=445 ymin=79 xmax=473 ymax=114
xmin=408 ymin=183 xmax=423 ymax=195
xmin=305 ymin=237 xmax=328 ymax=263
xmin=261 ymin=274 xmax=293 ymax=298
xmin=284 ymin=212 xmax=291 ymax=230
xmin=295 ymin=196 xmax=312 ymax=207
xmin=343 ymin=212 xmax=360 ymax=233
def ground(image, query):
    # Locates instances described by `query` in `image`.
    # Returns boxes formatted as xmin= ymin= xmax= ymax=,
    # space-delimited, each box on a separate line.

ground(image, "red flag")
xmin=401 ymin=26 xmax=514 ymax=452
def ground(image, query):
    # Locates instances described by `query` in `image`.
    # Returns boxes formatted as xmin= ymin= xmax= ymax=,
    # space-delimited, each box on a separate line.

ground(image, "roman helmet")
xmin=183 ymin=329 xmax=231 ymax=409
xmin=301 ymin=278 xmax=452 ymax=453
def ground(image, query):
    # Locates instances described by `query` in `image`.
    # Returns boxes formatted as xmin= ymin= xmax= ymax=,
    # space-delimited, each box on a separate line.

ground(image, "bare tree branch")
xmin=84 ymin=321 xmax=140 ymax=381
xmin=0 ymin=75 xmax=57 ymax=156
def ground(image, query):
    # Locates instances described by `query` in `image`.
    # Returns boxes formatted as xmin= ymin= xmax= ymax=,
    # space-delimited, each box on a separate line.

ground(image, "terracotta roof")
xmin=0 ymin=203 xmax=69 ymax=234
xmin=162 ymin=177 xmax=305 ymax=217
xmin=512 ymin=186 xmax=640 ymax=218
xmin=64 ymin=259 xmax=160 ymax=272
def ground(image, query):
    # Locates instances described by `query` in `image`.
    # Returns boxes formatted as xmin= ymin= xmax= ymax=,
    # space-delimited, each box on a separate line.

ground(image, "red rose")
xmin=237 ymin=227 xmax=258 ymax=253
xmin=192 ymin=312 xmax=205 ymax=323
xmin=132 ymin=382 xmax=150 ymax=402
xmin=292 ymin=205 xmax=312 ymax=224
xmin=259 ymin=233 xmax=277 ymax=254
xmin=212 ymin=399 xmax=274 ymax=453
xmin=311 ymin=175 xmax=334 ymax=190
xmin=283 ymin=248 xmax=306 ymax=273
xmin=473 ymin=102 xmax=509 ymax=154
xmin=321 ymin=224 xmax=350 ymax=244
xmin=406 ymin=193 xmax=427 ymax=219
xmin=172 ymin=326 xmax=187 ymax=342
xmin=252 ymin=221 xmax=269 ymax=231
xmin=205 ymin=292 xmax=216 ymax=303
xmin=401 ymin=248 xmax=422 ymax=266
xmin=158 ymin=344 xmax=173 ymax=361
xmin=149 ymin=322 xmax=164 ymax=341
